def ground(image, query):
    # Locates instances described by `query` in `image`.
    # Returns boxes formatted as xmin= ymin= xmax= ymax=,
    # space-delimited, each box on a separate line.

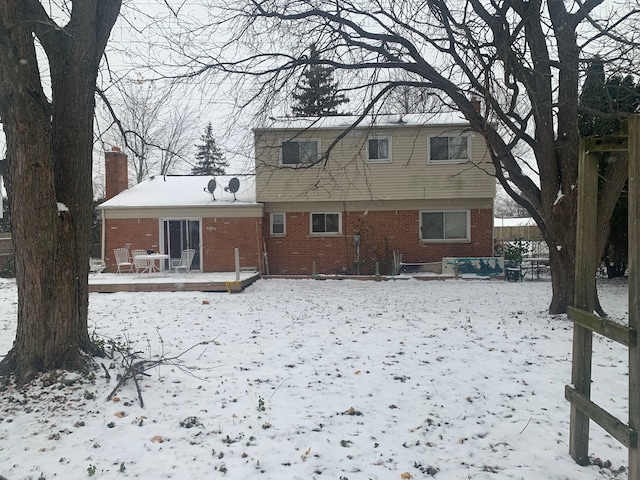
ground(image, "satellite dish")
xmin=204 ymin=178 xmax=216 ymax=200
xmin=224 ymin=177 xmax=240 ymax=201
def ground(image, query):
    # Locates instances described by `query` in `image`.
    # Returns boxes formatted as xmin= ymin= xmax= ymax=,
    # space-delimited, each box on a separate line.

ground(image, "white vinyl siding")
xmin=255 ymin=125 xmax=493 ymax=202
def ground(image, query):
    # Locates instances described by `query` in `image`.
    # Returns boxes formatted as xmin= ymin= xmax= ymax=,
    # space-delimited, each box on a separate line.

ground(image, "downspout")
xmin=101 ymin=209 xmax=106 ymax=263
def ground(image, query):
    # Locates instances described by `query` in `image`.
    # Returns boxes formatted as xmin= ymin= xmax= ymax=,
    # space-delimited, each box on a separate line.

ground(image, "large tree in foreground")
xmin=0 ymin=0 xmax=121 ymax=384
xmin=171 ymin=0 xmax=637 ymax=314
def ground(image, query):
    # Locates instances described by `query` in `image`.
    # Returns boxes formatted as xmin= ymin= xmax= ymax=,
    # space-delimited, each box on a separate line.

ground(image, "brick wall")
xmin=264 ymin=208 xmax=493 ymax=275
xmin=104 ymin=217 xmax=263 ymax=273
xmin=104 ymin=218 xmax=160 ymax=271
xmin=103 ymin=209 xmax=492 ymax=275
xmin=202 ymin=217 xmax=263 ymax=271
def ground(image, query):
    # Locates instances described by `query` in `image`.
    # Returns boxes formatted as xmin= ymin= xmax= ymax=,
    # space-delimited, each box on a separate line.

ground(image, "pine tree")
xmin=292 ymin=44 xmax=349 ymax=117
xmin=192 ymin=123 xmax=229 ymax=176
xmin=578 ymin=59 xmax=640 ymax=278
xmin=578 ymin=58 xmax=617 ymax=136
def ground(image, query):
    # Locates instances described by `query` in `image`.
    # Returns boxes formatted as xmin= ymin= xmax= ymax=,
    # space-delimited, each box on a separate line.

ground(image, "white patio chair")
xmin=114 ymin=248 xmax=134 ymax=273
xmin=89 ymin=258 xmax=106 ymax=276
xmin=172 ymin=249 xmax=196 ymax=273
xmin=132 ymin=249 xmax=152 ymax=275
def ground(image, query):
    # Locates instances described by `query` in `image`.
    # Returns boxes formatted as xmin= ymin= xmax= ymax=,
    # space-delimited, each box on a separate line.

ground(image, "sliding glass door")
xmin=161 ymin=219 xmax=201 ymax=271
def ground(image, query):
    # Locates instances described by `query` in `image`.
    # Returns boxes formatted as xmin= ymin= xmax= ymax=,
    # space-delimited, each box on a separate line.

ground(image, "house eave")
xmin=99 ymin=203 xmax=265 ymax=220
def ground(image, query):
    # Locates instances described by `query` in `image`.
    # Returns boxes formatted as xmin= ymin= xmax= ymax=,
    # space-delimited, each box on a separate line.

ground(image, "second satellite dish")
xmin=225 ymin=177 xmax=240 ymax=201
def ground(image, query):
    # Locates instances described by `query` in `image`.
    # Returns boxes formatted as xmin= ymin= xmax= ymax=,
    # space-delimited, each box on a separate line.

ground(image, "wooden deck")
xmin=88 ymin=272 xmax=261 ymax=293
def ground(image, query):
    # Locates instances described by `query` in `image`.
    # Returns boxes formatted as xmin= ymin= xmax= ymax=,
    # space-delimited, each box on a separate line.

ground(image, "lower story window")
xmin=311 ymin=212 xmax=341 ymax=234
xmin=271 ymin=213 xmax=286 ymax=235
xmin=420 ymin=210 xmax=469 ymax=241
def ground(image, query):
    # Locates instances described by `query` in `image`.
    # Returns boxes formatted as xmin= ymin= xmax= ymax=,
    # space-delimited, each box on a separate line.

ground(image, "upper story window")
xmin=420 ymin=210 xmax=469 ymax=242
xmin=367 ymin=137 xmax=391 ymax=163
xmin=311 ymin=212 xmax=341 ymax=235
xmin=281 ymin=139 xmax=319 ymax=166
xmin=270 ymin=213 xmax=286 ymax=235
xmin=428 ymin=134 xmax=471 ymax=164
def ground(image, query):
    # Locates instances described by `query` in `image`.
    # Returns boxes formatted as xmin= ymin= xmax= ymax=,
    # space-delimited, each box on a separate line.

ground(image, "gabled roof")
xmin=98 ymin=175 xmax=257 ymax=209
xmin=254 ymin=112 xmax=471 ymax=132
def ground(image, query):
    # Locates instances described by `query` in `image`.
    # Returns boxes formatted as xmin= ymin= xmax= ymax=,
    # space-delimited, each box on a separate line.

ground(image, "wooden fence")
xmin=493 ymin=224 xmax=543 ymax=241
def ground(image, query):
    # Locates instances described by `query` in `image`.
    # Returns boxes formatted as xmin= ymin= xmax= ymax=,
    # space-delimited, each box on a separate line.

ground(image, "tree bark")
xmin=548 ymin=241 xmax=576 ymax=314
xmin=225 ymin=0 xmax=634 ymax=314
xmin=0 ymin=0 xmax=121 ymax=385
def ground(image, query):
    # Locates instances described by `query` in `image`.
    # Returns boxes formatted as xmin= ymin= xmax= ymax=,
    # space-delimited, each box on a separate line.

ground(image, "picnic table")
xmin=521 ymin=257 xmax=550 ymax=279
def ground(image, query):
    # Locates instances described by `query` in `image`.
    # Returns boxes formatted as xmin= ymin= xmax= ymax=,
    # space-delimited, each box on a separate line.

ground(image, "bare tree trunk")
xmin=0 ymin=0 xmax=121 ymax=385
xmin=548 ymin=247 xmax=576 ymax=314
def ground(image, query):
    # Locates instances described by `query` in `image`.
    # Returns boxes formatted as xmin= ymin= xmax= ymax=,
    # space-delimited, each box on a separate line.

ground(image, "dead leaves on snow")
xmin=301 ymin=446 xmax=311 ymax=462
xmin=341 ymin=406 xmax=363 ymax=416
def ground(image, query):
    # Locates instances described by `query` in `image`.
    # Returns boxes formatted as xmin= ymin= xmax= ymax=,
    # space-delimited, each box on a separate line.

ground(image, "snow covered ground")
xmin=0 ymin=277 xmax=631 ymax=479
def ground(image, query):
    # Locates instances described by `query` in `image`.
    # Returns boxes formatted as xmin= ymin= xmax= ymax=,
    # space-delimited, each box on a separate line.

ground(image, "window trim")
xmin=310 ymin=212 xmax=342 ymax=236
xmin=367 ymin=136 xmax=392 ymax=163
xmin=270 ymin=213 xmax=286 ymax=236
xmin=427 ymin=133 xmax=471 ymax=164
xmin=419 ymin=210 xmax=470 ymax=243
xmin=279 ymin=138 xmax=321 ymax=167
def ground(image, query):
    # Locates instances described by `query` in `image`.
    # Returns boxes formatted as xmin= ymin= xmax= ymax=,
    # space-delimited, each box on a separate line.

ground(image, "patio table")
xmin=134 ymin=253 xmax=170 ymax=273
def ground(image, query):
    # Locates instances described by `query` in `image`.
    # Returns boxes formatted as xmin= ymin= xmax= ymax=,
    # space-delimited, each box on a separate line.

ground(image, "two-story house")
xmin=255 ymin=113 xmax=496 ymax=275
xmin=98 ymin=112 xmax=495 ymax=275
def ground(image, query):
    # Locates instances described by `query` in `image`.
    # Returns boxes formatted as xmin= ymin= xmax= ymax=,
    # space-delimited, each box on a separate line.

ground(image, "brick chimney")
xmin=470 ymin=96 xmax=481 ymax=114
xmin=105 ymin=147 xmax=128 ymax=200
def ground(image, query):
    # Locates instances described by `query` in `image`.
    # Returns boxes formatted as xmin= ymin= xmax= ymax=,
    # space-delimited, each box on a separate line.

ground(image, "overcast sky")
xmin=0 ymin=1 xmax=255 ymax=200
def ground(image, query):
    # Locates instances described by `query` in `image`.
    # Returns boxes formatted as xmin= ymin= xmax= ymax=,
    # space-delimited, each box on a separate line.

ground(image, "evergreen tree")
xmin=578 ymin=58 xmax=616 ymax=136
xmin=192 ymin=123 xmax=229 ymax=176
xmin=292 ymin=44 xmax=349 ymax=116
xmin=578 ymin=59 xmax=640 ymax=278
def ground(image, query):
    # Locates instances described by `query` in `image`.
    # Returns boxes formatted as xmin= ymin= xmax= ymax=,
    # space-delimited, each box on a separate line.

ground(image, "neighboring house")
xmin=0 ymin=233 xmax=12 ymax=274
xmin=255 ymin=113 xmax=496 ymax=275
xmin=98 ymin=148 xmax=263 ymax=273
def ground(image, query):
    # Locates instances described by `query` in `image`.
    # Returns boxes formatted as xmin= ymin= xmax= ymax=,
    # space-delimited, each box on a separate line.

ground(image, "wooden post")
xmin=629 ymin=115 xmax=640 ymax=479
xmin=235 ymin=248 xmax=240 ymax=282
xmin=566 ymin=120 xmax=638 ymax=475
xmin=569 ymin=141 xmax=599 ymax=465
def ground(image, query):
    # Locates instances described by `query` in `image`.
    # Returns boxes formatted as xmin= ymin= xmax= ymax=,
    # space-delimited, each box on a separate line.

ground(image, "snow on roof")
xmin=98 ymin=175 xmax=257 ymax=209
xmin=255 ymin=112 xmax=470 ymax=131
xmin=494 ymin=217 xmax=537 ymax=227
